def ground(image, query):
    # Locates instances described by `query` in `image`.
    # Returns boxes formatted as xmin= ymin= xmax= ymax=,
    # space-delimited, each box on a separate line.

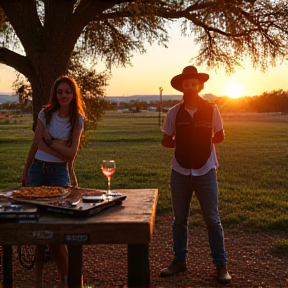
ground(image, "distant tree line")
xmin=109 ymin=90 xmax=288 ymax=114
xmin=2 ymin=89 xmax=288 ymax=116
xmin=214 ymin=90 xmax=288 ymax=113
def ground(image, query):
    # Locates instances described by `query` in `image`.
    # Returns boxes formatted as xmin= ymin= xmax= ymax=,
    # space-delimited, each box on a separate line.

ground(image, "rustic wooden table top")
xmin=0 ymin=189 xmax=158 ymax=245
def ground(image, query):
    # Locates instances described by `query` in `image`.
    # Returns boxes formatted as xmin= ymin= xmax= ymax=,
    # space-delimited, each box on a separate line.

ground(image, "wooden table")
xmin=0 ymin=189 xmax=158 ymax=288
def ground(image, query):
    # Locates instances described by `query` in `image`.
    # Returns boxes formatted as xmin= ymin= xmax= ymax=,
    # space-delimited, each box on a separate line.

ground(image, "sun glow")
xmin=225 ymin=84 xmax=243 ymax=99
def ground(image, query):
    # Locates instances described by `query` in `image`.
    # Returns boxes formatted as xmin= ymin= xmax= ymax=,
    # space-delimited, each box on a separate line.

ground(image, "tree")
xmin=0 ymin=0 xmax=288 ymax=128
xmin=13 ymin=72 xmax=33 ymax=113
xmin=248 ymin=90 xmax=288 ymax=112
xmin=68 ymin=51 xmax=109 ymax=98
xmin=13 ymin=50 xmax=114 ymax=129
xmin=68 ymin=51 xmax=114 ymax=130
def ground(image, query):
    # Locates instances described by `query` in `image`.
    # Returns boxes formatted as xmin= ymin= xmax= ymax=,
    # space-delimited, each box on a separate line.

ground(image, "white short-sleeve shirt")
xmin=35 ymin=110 xmax=84 ymax=162
xmin=162 ymin=102 xmax=224 ymax=176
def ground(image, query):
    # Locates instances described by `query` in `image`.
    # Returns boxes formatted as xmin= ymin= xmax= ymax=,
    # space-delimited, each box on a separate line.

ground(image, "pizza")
xmin=13 ymin=186 xmax=70 ymax=199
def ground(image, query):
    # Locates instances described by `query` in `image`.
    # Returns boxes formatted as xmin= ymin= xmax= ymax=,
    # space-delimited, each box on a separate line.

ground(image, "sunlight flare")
xmin=225 ymin=84 xmax=243 ymax=99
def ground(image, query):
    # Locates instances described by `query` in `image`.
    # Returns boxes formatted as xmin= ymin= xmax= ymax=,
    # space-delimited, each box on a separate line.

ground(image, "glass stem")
xmin=107 ymin=177 xmax=111 ymax=192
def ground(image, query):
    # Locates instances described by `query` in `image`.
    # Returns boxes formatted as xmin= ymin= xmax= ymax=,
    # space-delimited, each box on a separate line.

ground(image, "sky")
xmin=1 ymin=22 xmax=288 ymax=99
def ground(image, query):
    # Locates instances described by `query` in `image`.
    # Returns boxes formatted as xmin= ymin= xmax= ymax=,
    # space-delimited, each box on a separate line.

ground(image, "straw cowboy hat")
xmin=171 ymin=66 xmax=209 ymax=92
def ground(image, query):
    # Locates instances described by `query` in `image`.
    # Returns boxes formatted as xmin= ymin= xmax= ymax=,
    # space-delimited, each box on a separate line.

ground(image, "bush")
xmin=270 ymin=240 xmax=288 ymax=255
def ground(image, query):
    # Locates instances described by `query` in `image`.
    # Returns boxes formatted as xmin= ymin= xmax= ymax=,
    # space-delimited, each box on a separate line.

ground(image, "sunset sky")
xmin=1 ymin=21 xmax=288 ymax=99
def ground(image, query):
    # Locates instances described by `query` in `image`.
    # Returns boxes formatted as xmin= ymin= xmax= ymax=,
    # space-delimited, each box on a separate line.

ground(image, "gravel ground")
xmin=2 ymin=213 xmax=288 ymax=288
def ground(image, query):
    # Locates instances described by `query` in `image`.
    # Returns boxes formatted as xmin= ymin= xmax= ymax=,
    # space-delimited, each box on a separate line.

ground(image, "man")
xmin=160 ymin=66 xmax=231 ymax=284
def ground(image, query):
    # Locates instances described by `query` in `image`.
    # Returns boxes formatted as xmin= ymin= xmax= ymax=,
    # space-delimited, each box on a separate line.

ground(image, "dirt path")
xmin=3 ymin=213 xmax=288 ymax=287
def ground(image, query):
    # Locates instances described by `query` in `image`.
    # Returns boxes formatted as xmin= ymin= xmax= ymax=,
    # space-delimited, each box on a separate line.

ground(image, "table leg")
xmin=1 ymin=245 xmax=13 ymax=288
xmin=128 ymin=244 xmax=150 ymax=288
xmin=67 ymin=245 xmax=82 ymax=288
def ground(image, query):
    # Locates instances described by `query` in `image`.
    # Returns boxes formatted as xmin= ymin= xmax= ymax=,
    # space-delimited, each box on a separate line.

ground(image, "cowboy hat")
xmin=171 ymin=66 xmax=209 ymax=92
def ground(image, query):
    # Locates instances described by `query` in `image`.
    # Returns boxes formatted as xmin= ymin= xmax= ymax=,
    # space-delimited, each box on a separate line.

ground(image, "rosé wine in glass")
xmin=101 ymin=168 xmax=115 ymax=178
xmin=101 ymin=160 xmax=116 ymax=196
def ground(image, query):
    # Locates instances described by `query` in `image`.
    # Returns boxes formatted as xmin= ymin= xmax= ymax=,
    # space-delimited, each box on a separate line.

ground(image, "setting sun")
xmin=224 ymin=84 xmax=243 ymax=99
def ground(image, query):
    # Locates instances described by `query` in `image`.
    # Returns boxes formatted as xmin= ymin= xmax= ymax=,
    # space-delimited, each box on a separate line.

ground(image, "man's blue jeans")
xmin=170 ymin=168 xmax=227 ymax=266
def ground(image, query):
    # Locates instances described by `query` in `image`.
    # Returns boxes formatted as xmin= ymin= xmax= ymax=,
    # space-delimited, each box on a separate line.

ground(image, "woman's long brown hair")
xmin=43 ymin=76 xmax=85 ymax=138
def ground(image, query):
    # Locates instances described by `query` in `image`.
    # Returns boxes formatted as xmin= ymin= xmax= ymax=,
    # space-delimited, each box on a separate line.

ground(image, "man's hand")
xmin=212 ymin=130 xmax=225 ymax=144
xmin=161 ymin=133 xmax=175 ymax=148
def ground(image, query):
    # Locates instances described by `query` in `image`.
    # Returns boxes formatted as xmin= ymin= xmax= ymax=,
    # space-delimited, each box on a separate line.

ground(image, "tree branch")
xmin=0 ymin=47 xmax=33 ymax=78
xmin=73 ymin=0 xmax=132 ymax=26
xmin=0 ymin=0 xmax=43 ymax=53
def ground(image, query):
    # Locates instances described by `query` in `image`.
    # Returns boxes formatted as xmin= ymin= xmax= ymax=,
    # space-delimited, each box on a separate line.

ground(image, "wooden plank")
xmin=0 ymin=189 xmax=158 ymax=245
xmin=0 ymin=223 xmax=152 ymax=245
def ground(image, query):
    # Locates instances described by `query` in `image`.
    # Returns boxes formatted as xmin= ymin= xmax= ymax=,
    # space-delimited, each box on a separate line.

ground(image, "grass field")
xmin=0 ymin=111 xmax=288 ymax=231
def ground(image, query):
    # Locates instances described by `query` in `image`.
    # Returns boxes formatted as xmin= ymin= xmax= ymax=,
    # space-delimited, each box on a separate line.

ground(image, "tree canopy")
xmin=0 ymin=0 xmax=287 ymax=128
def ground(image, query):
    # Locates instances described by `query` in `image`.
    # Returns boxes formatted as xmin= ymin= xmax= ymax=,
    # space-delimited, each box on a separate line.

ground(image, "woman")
xmin=22 ymin=76 xmax=85 ymax=287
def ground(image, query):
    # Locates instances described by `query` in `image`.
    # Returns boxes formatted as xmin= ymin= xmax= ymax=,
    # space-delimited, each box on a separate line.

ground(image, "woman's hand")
xmin=47 ymin=123 xmax=83 ymax=161
xmin=21 ymin=177 xmax=27 ymax=187
xmin=42 ymin=129 xmax=52 ymax=141
xmin=21 ymin=168 xmax=28 ymax=187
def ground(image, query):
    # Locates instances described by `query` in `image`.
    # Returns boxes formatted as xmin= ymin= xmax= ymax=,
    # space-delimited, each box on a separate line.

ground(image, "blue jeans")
xmin=170 ymin=168 xmax=227 ymax=266
xmin=27 ymin=159 xmax=69 ymax=187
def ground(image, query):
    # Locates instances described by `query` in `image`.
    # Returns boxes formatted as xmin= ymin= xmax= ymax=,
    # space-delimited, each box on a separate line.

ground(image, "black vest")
xmin=174 ymin=98 xmax=214 ymax=169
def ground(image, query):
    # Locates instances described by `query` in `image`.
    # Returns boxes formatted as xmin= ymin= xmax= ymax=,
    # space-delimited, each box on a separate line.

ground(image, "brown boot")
xmin=216 ymin=264 xmax=232 ymax=284
xmin=159 ymin=260 xmax=187 ymax=277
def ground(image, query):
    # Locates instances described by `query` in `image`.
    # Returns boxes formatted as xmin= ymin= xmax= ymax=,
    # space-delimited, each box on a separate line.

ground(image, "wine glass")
xmin=101 ymin=160 xmax=116 ymax=196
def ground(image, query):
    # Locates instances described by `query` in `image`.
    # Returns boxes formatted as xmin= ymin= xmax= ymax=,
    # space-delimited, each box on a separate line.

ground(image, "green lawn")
xmin=1 ymin=112 xmax=288 ymax=231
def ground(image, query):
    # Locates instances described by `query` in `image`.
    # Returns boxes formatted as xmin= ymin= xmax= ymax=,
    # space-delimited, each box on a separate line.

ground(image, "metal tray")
xmin=7 ymin=187 xmax=127 ymax=217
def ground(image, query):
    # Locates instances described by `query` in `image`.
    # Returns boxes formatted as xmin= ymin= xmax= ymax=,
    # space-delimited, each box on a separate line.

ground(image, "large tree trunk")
xmin=28 ymin=52 xmax=70 ymax=130
xmin=0 ymin=0 xmax=116 ymax=129
xmin=29 ymin=72 xmax=61 ymax=131
xmin=0 ymin=0 xmax=142 ymax=128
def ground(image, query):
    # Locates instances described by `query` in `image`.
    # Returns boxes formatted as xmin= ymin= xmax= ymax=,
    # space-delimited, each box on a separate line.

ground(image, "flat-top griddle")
xmin=3 ymin=187 xmax=126 ymax=217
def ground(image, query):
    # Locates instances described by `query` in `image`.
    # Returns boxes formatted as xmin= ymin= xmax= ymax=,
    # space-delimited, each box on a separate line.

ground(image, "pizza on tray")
xmin=13 ymin=186 xmax=70 ymax=199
